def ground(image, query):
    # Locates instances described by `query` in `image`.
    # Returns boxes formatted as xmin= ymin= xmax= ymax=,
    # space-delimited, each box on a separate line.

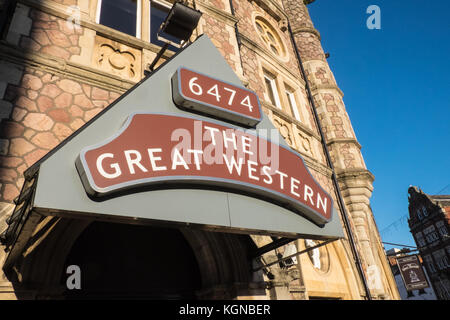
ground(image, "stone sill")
xmin=262 ymin=100 xmax=320 ymax=140
xmin=0 ymin=41 xmax=134 ymax=93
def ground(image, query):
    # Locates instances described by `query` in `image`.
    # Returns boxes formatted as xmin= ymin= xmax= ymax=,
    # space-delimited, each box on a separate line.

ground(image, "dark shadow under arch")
xmin=62 ymin=221 xmax=202 ymax=299
xmin=9 ymin=216 xmax=265 ymax=299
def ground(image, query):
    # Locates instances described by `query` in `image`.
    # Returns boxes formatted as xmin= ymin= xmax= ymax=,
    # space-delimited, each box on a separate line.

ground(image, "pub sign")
xmin=396 ymin=255 xmax=429 ymax=291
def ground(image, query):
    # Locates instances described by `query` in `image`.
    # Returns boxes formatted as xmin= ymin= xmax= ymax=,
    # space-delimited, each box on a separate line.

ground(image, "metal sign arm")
xmin=252 ymin=238 xmax=337 ymax=272
xmin=250 ymin=237 xmax=298 ymax=259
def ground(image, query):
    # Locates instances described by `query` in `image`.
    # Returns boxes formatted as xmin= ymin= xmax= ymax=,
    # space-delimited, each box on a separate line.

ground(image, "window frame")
xmin=96 ymin=0 xmax=176 ymax=43
xmin=263 ymin=72 xmax=282 ymax=110
xmin=149 ymin=0 xmax=180 ymax=50
xmin=260 ymin=65 xmax=312 ymax=131
xmin=96 ymin=0 xmax=143 ymax=39
xmin=433 ymin=250 xmax=447 ymax=270
xmin=253 ymin=15 xmax=287 ymax=61
xmin=285 ymin=87 xmax=302 ymax=122
xmin=425 ymin=232 xmax=439 ymax=244
xmin=442 ymin=256 xmax=449 ymax=268
xmin=436 ymin=221 xmax=448 ymax=237
xmin=424 ymin=225 xmax=438 ymax=239
xmin=414 ymin=232 xmax=427 ymax=248
xmin=424 ymin=255 xmax=437 ymax=273
xmin=416 ymin=208 xmax=423 ymax=220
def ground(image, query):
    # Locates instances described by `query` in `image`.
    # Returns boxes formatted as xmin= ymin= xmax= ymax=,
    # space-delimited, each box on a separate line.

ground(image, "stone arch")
xmin=327 ymin=240 xmax=364 ymax=299
xmin=10 ymin=216 xmax=92 ymax=299
xmin=9 ymin=216 xmax=263 ymax=299
xmin=180 ymin=229 xmax=260 ymax=298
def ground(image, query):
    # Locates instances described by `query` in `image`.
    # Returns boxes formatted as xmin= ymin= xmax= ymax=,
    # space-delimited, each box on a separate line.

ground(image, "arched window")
xmin=254 ymin=17 xmax=285 ymax=58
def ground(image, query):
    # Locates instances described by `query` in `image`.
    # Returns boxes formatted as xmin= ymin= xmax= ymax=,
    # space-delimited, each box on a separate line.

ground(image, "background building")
xmin=408 ymin=186 xmax=450 ymax=300
xmin=0 ymin=0 xmax=399 ymax=299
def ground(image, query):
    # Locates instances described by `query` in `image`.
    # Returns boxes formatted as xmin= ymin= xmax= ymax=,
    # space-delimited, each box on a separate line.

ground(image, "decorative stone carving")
xmin=297 ymin=131 xmax=312 ymax=155
xmin=98 ymin=44 xmax=136 ymax=78
xmin=254 ymin=16 xmax=286 ymax=58
xmin=272 ymin=116 xmax=293 ymax=146
xmin=290 ymin=124 xmax=314 ymax=157
xmin=279 ymin=19 xmax=288 ymax=32
xmin=93 ymin=36 xmax=141 ymax=81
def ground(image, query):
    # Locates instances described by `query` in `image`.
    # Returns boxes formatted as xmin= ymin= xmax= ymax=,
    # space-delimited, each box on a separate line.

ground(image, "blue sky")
xmin=308 ymin=0 xmax=450 ymax=250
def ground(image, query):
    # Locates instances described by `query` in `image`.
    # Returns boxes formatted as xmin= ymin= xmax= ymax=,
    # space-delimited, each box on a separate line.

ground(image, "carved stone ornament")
xmin=273 ymin=116 xmax=293 ymax=146
xmin=93 ymin=36 xmax=141 ymax=81
xmin=279 ymin=19 xmax=288 ymax=32
xmin=297 ymin=131 xmax=312 ymax=155
xmin=254 ymin=16 xmax=285 ymax=57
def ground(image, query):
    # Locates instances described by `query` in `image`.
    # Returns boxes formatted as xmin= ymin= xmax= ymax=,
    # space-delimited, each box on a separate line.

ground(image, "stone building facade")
xmin=0 ymin=0 xmax=399 ymax=299
xmin=408 ymin=186 xmax=450 ymax=300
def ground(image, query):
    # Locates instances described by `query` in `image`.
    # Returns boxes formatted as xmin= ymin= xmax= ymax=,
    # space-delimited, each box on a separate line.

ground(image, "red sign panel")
xmin=76 ymin=113 xmax=333 ymax=226
xmin=172 ymin=67 xmax=262 ymax=127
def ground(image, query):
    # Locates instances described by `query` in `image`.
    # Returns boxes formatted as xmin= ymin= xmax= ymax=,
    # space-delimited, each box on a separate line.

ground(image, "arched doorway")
xmin=6 ymin=216 xmax=265 ymax=299
xmin=62 ymin=222 xmax=202 ymax=299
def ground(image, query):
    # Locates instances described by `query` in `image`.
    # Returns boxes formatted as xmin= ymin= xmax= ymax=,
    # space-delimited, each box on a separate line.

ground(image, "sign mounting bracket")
xmin=251 ymin=237 xmax=298 ymax=258
xmin=252 ymin=238 xmax=337 ymax=272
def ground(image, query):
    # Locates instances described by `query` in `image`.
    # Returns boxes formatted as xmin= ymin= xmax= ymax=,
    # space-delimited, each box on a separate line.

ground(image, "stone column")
xmin=282 ymin=0 xmax=397 ymax=299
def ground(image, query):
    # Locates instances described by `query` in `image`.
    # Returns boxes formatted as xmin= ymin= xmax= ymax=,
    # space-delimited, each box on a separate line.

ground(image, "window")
xmin=254 ymin=17 xmax=285 ymax=58
xmin=437 ymin=282 xmax=450 ymax=300
xmin=424 ymin=255 xmax=436 ymax=273
xmin=433 ymin=250 xmax=448 ymax=270
xmin=415 ymin=232 xmax=427 ymax=248
xmin=149 ymin=1 xmax=179 ymax=51
xmin=263 ymin=72 xmax=281 ymax=109
xmin=97 ymin=0 xmax=140 ymax=38
xmin=285 ymin=88 xmax=301 ymax=122
xmin=97 ymin=0 xmax=180 ymax=51
xmin=424 ymin=225 xmax=439 ymax=244
xmin=436 ymin=221 xmax=448 ymax=237
xmin=416 ymin=208 xmax=423 ymax=220
xmin=425 ymin=232 xmax=439 ymax=244
xmin=422 ymin=206 xmax=428 ymax=217
xmin=443 ymin=256 xmax=449 ymax=268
